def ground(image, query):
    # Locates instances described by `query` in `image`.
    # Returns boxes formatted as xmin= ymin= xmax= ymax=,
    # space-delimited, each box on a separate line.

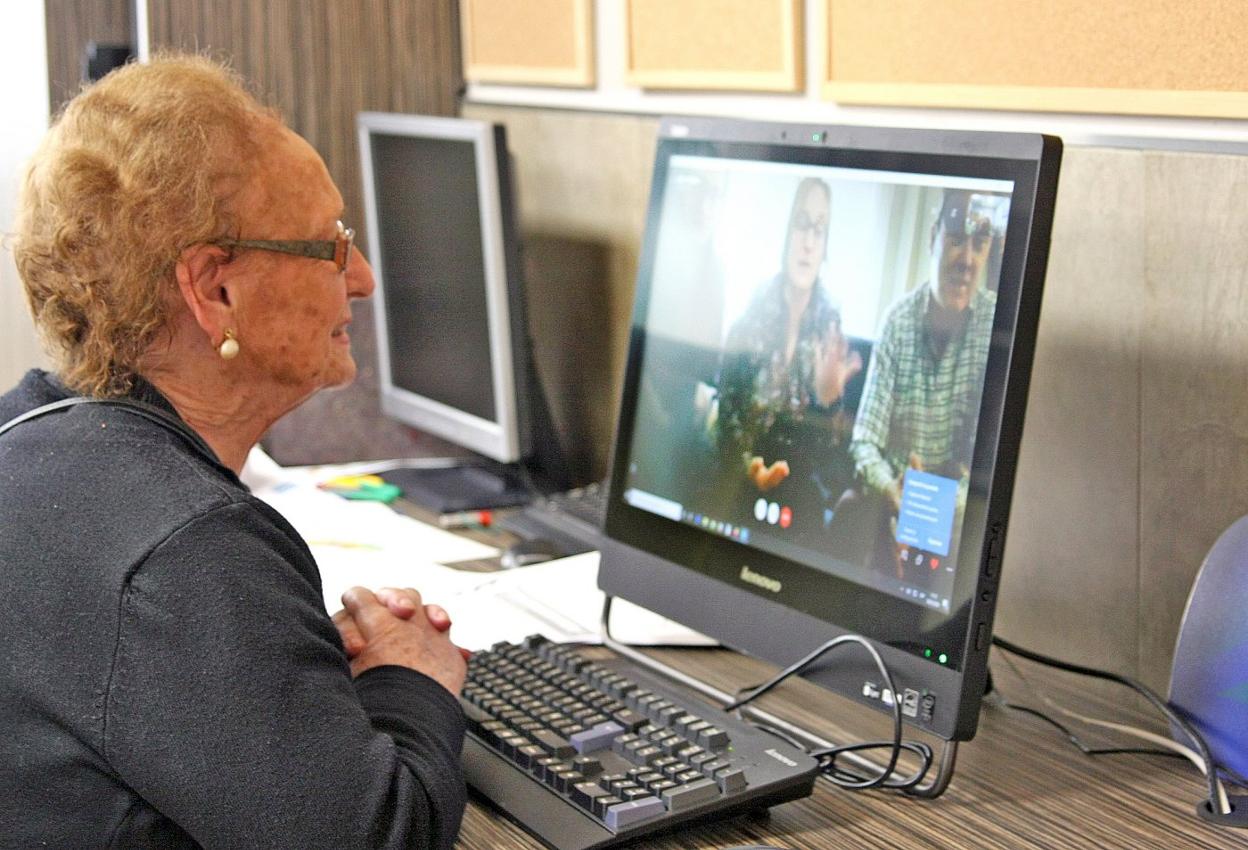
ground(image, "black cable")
xmin=723 ymin=634 xmax=911 ymax=791
xmin=991 ymin=635 xmax=1226 ymax=816
xmin=812 ymin=740 xmax=935 ymax=791
xmin=996 ymin=699 xmax=1187 ymax=761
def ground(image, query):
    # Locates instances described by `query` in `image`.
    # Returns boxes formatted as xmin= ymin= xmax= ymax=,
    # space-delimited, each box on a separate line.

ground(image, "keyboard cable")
xmin=722 ymin=633 xmax=933 ymax=792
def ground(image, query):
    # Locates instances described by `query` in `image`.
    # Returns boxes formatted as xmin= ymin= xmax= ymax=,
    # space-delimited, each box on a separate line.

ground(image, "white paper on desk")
xmin=249 ymin=481 xmax=500 ymax=615
xmin=310 ymin=544 xmax=485 ymax=616
xmin=444 ymin=553 xmax=717 ymax=651
xmin=241 ymin=446 xmax=469 ymax=490
xmin=253 ymin=482 xmax=497 ymax=563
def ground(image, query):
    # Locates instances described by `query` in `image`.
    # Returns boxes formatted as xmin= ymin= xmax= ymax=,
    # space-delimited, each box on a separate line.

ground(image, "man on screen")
xmin=845 ymin=189 xmax=1002 ymax=573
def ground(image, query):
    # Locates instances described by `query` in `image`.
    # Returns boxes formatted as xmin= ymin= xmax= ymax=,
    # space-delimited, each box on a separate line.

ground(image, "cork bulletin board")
xmin=820 ymin=1 xmax=1248 ymax=118
xmin=460 ymin=0 xmax=595 ymax=87
xmin=626 ymin=0 xmax=803 ymax=92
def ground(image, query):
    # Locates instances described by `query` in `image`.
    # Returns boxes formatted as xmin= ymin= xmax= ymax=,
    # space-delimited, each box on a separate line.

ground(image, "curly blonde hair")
xmin=14 ymin=52 xmax=280 ymax=396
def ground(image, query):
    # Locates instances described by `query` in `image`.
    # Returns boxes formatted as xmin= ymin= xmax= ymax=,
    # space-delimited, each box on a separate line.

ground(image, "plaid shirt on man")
xmin=850 ymin=283 xmax=997 ymax=494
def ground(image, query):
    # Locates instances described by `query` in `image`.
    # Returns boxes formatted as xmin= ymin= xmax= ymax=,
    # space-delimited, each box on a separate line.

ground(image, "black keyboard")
xmin=495 ymin=483 xmax=609 ymax=558
xmin=461 ymin=635 xmax=819 ymax=850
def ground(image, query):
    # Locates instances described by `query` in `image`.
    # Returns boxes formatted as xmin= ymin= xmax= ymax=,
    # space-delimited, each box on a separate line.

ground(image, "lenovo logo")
xmin=740 ymin=565 xmax=782 ymax=593
xmin=765 ymin=748 xmax=798 ymax=767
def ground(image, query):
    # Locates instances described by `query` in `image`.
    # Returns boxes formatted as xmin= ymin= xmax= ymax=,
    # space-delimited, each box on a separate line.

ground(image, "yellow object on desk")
xmin=318 ymin=474 xmax=402 ymax=504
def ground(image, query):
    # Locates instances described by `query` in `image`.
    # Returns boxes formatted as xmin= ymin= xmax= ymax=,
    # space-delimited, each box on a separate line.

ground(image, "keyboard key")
xmin=661 ymin=778 xmax=720 ymax=812
xmin=592 ymin=795 xmax=623 ymax=820
xmin=611 ymin=781 xmax=641 ymax=797
xmin=611 ymin=733 xmax=639 ymax=755
xmin=532 ymin=729 xmax=575 ymax=759
xmin=605 ymin=796 xmax=665 ymax=830
xmin=515 ymin=744 xmax=546 ymax=768
xmin=716 ymin=768 xmax=748 ymax=793
xmin=461 ymin=701 xmax=491 ymax=727
xmin=684 ymin=720 xmax=711 ymax=738
xmin=555 ymin=769 xmax=584 ymax=794
xmin=571 ymin=780 xmax=612 ymax=811
xmin=625 ymin=767 xmax=651 ymax=783
xmin=699 ymin=759 xmax=730 ymax=778
xmin=698 ymin=727 xmax=730 ymax=749
xmin=689 ymin=752 xmax=717 ymax=769
xmin=571 ymin=718 xmax=624 ymax=753
xmin=662 ymin=762 xmax=691 ymax=780
xmin=597 ymin=772 xmax=627 ymax=792
xmin=656 ymin=705 xmax=685 ymax=725
xmin=648 ymin=778 xmax=678 ymax=795
xmin=631 ymin=745 xmax=663 ymax=766
xmin=673 ymin=714 xmax=701 ymax=733
xmin=660 ymin=737 xmax=687 ymax=757
xmin=611 ymin=709 xmax=647 ymax=731
xmin=646 ymin=699 xmax=674 ymax=721
xmin=635 ymin=771 xmax=664 ymax=788
xmin=532 ymin=755 xmax=561 ymax=779
xmin=571 ymin=755 xmax=603 ymax=779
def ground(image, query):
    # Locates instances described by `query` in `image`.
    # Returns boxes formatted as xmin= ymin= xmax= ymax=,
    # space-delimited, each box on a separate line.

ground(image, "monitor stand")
xmin=597 ymin=594 xmax=959 ymax=798
xmin=381 ymin=463 xmax=532 ymax=513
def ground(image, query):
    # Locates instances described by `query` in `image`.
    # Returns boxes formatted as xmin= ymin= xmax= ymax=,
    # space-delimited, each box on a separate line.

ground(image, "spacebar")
xmin=463 ymin=736 xmax=615 ymax=850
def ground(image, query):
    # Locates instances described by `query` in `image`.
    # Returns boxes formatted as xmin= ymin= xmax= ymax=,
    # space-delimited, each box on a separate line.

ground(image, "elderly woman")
xmin=0 ymin=55 xmax=467 ymax=847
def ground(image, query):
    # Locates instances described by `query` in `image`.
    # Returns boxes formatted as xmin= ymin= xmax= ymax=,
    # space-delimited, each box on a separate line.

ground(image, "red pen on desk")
xmin=438 ymin=509 xmax=493 ymax=529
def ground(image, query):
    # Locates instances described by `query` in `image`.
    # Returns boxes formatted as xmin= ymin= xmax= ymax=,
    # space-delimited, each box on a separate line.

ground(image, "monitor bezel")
xmin=599 ymin=117 xmax=1061 ymax=741
xmin=357 ymin=112 xmax=529 ymax=463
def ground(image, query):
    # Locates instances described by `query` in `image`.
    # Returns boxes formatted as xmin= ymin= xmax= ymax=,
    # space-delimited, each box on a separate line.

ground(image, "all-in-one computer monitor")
xmin=358 ymin=112 xmax=534 ymax=511
xmin=600 ymin=117 xmax=1061 ymax=742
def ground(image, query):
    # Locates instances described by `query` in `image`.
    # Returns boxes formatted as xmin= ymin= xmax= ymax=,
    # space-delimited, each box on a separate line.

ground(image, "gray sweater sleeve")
xmin=102 ymin=501 xmax=467 ymax=849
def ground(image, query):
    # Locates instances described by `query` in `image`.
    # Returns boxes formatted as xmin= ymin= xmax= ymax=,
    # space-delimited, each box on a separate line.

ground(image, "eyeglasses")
xmin=791 ymin=212 xmax=827 ymax=241
xmin=217 ymin=220 xmax=355 ymax=273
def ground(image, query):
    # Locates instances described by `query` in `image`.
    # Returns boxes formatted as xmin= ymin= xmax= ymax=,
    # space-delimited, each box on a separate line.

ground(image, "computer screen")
xmin=600 ymin=118 xmax=1061 ymax=741
xmin=357 ymin=113 xmax=531 ymax=466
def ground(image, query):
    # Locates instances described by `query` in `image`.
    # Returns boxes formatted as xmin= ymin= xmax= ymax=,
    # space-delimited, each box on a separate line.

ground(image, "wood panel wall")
xmin=146 ymin=0 xmax=466 ymax=464
xmin=44 ymin=0 xmax=133 ymax=113
xmin=462 ymin=103 xmax=1248 ymax=692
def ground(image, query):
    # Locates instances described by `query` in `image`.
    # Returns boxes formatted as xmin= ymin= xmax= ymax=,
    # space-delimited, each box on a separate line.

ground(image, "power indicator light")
xmin=923 ymin=648 xmax=932 ymax=658
xmin=938 ymin=653 xmax=949 ymax=665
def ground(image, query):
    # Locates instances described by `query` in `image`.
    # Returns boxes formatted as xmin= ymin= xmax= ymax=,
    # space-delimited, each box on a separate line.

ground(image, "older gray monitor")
xmin=358 ymin=113 xmax=533 ymax=510
xmin=600 ymin=117 xmax=1061 ymax=741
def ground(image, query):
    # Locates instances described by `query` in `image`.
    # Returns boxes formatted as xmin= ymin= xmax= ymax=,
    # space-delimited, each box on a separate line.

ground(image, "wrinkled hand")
xmin=333 ymin=587 xmax=470 ymax=662
xmin=332 ymin=586 xmax=468 ymax=695
xmin=748 ymin=456 xmax=790 ymax=491
xmin=814 ymin=320 xmax=863 ymax=406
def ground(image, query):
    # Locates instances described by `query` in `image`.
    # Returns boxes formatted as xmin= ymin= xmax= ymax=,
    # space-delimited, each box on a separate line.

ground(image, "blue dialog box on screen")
xmin=895 ymin=469 xmax=958 ymax=557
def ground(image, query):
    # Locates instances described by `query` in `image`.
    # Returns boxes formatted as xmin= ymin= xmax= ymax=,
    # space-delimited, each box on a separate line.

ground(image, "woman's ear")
xmin=174 ymin=243 xmax=235 ymax=338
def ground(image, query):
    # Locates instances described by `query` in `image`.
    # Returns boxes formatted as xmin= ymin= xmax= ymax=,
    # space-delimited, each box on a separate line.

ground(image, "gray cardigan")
xmin=0 ymin=370 xmax=466 ymax=848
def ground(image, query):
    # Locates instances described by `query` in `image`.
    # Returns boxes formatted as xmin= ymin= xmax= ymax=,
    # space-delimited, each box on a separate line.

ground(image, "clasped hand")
xmin=331 ymin=586 xmax=469 ymax=695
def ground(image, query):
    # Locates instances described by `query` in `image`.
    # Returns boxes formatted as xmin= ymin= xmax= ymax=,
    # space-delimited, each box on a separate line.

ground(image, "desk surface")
xmin=451 ymin=641 xmax=1244 ymax=850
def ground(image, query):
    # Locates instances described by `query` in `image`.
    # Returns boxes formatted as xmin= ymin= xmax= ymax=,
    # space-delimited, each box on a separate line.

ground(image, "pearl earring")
xmin=218 ymin=329 xmax=240 ymax=360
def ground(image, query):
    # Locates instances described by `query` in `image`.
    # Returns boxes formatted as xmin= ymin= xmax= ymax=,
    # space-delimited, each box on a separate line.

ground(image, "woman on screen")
xmin=714 ymin=176 xmax=863 ymax=534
